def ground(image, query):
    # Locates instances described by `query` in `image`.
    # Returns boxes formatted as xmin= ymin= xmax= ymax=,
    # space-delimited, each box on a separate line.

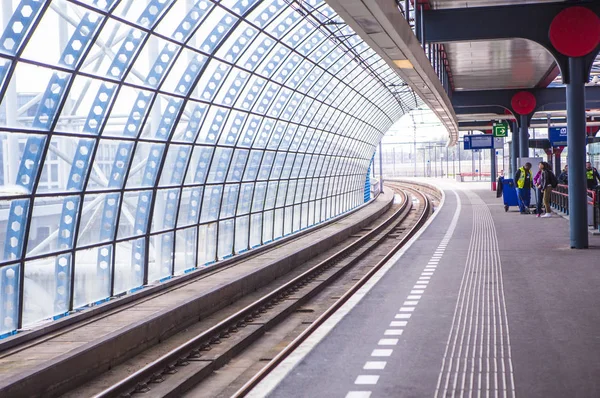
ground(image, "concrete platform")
xmin=250 ymin=181 xmax=600 ymax=398
xmin=0 ymin=192 xmax=394 ymax=398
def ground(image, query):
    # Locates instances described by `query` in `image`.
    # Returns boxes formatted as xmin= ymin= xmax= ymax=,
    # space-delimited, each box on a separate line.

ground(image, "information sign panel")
xmin=549 ymin=127 xmax=567 ymax=146
xmin=493 ymin=121 xmax=508 ymax=137
xmin=464 ymin=135 xmax=494 ymax=149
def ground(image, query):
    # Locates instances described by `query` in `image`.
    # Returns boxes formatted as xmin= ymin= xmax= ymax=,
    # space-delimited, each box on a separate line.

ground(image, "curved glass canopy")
xmin=0 ymin=0 xmax=420 ymax=336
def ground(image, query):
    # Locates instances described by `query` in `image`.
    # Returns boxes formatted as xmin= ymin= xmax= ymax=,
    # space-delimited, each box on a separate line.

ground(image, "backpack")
xmin=548 ymin=171 xmax=558 ymax=188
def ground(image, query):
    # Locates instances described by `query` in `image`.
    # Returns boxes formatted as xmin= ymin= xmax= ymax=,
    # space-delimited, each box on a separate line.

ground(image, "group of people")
xmin=515 ymin=162 xmax=557 ymax=217
xmin=555 ymin=162 xmax=600 ymax=189
xmin=512 ymin=161 xmax=600 ymax=217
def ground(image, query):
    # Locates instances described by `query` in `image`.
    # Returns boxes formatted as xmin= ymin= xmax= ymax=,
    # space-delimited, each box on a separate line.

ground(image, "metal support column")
xmin=566 ymin=57 xmax=589 ymax=249
xmin=420 ymin=5 xmax=425 ymax=51
xmin=490 ymin=147 xmax=497 ymax=190
xmin=555 ymin=151 xmax=562 ymax=176
xmin=511 ymin=122 xmax=519 ymax=177
xmin=379 ymin=141 xmax=384 ymax=193
xmin=414 ymin=2 xmax=420 ymax=41
xmin=519 ymin=114 xmax=529 ymax=158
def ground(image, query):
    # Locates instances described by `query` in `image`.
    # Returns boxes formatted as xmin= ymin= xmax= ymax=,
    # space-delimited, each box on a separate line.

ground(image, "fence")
xmin=550 ymin=184 xmax=600 ymax=230
xmin=374 ymin=142 xmax=507 ymax=181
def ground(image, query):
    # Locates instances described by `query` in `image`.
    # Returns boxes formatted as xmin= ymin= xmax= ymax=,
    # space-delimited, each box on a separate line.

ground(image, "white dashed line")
xmin=371 ymin=349 xmax=393 ymax=357
xmin=390 ymin=320 xmax=407 ymax=327
xmin=364 ymin=361 xmax=387 ymax=370
xmin=384 ymin=329 xmax=403 ymax=336
xmin=346 ymin=391 xmax=372 ymax=398
xmin=355 ymin=375 xmax=379 ymax=385
xmin=378 ymin=339 xmax=398 ymax=346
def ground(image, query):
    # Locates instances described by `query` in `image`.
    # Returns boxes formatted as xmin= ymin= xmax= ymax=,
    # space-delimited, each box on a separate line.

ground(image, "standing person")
xmin=496 ymin=169 xmax=505 ymax=198
xmin=515 ymin=162 xmax=533 ymax=214
xmin=538 ymin=162 xmax=556 ymax=218
xmin=586 ymin=162 xmax=600 ymax=190
xmin=533 ymin=165 xmax=543 ymax=216
xmin=558 ymin=165 xmax=568 ymax=185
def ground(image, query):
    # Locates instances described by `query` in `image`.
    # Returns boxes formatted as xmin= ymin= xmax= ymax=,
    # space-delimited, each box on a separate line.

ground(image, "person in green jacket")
xmin=515 ymin=162 xmax=532 ymax=214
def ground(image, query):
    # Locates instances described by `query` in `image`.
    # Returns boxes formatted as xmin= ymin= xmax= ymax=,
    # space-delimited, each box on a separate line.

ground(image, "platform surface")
xmin=249 ymin=181 xmax=600 ymax=398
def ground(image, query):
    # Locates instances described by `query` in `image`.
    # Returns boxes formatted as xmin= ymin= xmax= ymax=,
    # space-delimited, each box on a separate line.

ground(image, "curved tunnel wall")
xmin=0 ymin=0 xmax=419 ymax=336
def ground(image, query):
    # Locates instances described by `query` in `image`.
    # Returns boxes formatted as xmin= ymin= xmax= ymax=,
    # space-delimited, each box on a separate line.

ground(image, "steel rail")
xmin=93 ymin=185 xmax=417 ymax=397
xmin=231 ymin=184 xmax=431 ymax=397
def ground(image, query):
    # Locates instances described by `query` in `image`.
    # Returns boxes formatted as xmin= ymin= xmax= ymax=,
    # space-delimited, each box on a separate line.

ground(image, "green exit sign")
xmin=493 ymin=121 xmax=508 ymax=137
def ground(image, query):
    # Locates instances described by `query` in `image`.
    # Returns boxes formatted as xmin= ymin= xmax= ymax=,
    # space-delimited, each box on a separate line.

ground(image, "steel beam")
xmin=452 ymin=87 xmax=600 ymax=114
xmin=455 ymin=106 xmax=510 ymax=116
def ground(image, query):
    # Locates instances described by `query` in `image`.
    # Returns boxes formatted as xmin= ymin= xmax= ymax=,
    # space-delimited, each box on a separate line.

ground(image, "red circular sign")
xmin=549 ymin=6 xmax=600 ymax=57
xmin=511 ymin=91 xmax=536 ymax=115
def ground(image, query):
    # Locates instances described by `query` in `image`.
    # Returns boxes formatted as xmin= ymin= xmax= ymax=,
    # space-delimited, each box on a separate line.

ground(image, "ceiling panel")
xmin=445 ymin=39 xmax=556 ymax=90
xmin=428 ymin=0 xmax=567 ymax=94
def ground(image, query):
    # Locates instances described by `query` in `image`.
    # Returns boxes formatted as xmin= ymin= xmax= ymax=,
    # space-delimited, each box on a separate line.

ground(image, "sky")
xmin=383 ymin=107 xmax=448 ymax=144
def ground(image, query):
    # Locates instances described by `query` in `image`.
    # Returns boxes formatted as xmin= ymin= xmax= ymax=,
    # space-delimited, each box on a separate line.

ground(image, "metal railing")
xmin=550 ymin=184 xmax=600 ymax=230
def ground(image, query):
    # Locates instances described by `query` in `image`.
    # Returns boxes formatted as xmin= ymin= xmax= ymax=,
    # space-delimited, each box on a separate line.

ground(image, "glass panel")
xmin=177 ymin=187 xmax=202 ymax=227
xmin=243 ymin=150 xmax=263 ymax=181
xmin=251 ymin=181 xmax=267 ymax=212
xmin=185 ymin=146 xmax=213 ymax=185
xmin=237 ymin=183 xmax=254 ymax=216
xmin=220 ymin=184 xmax=239 ymax=219
xmin=200 ymin=185 xmax=222 ymax=223
xmin=114 ymin=237 xmax=145 ymax=295
xmin=262 ymin=210 xmax=273 ymax=243
xmin=206 ymin=147 xmax=232 ymax=184
xmin=151 ymin=188 xmax=179 ymax=233
xmin=158 ymin=145 xmax=191 ymax=187
xmin=77 ymin=193 xmax=119 ymax=248
xmin=38 ymin=135 xmax=95 ymax=193
xmin=73 ymin=244 xmax=112 ymax=309
xmin=148 ymin=232 xmax=173 ymax=283
xmin=175 ymin=227 xmax=196 ymax=275
xmin=235 ymin=215 xmax=249 ymax=253
xmin=226 ymin=149 xmax=248 ymax=182
xmin=218 ymin=219 xmax=234 ymax=259
xmin=198 ymin=223 xmax=217 ymax=266
xmin=250 ymin=213 xmax=262 ymax=248
xmin=27 ymin=195 xmax=79 ymax=258
xmin=23 ymin=254 xmax=70 ymax=327
xmin=0 ymin=62 xmax=70 ymax=130
xmin=125 ymin=142 xmax=164 ymax=188
xmin=284 ymin=206 xmax=293 ymax=235
xmin=118 ymin=190 xmax=152 ymax=239
xmin=0 ymin=131 xmax=43 ymax=196
xmin=22 ymin=2 xmax=102 ymax=69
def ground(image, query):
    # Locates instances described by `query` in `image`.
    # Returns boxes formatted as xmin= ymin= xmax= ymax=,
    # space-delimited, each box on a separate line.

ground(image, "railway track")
xmin=87 ymin=182 xmax=436 ymax=398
